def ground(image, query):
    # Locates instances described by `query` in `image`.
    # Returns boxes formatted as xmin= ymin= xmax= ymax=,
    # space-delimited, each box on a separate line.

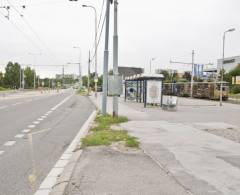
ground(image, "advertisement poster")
xmin=147 ymin=80 xmax=162 ymax=104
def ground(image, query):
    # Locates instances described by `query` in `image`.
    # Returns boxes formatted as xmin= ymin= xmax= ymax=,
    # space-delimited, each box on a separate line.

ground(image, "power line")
xmin=90 ymin=0 xmax=105 ymax=58
xmin=90 ymin=9 xmax=106 ymax=63
xmin=0 ymin=9 xmax=42 ymax=52
xmin=6 ymin=0 xmax=59 ymax=63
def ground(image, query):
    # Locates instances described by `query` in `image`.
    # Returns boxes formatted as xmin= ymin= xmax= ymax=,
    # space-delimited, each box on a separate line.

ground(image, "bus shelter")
xmin=124 ymin=74 xmax=164 ymax=108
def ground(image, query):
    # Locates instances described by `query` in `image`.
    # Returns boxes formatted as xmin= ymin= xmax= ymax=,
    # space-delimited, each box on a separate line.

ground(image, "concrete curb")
xmin=35 ymin=110 xmax=97 ymax=195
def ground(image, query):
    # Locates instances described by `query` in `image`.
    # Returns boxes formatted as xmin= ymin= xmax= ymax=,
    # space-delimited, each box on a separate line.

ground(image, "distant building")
xmin=55 ymin=74 xmax=79 ymax=80
xmin=155 ymin=69 xmax=178 ymax=75
xmin=118 ymin=67 xmax=144 ymax=80
xmin=217 ymin=55 xmax=240 ymax=73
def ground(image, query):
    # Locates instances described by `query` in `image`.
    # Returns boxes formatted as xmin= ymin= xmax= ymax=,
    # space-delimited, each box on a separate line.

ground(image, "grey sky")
xmin=0 ymin=0 xmax=239 ymax=78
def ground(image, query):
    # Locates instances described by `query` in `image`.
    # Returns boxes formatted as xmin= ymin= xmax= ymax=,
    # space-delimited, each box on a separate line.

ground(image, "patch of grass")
xmin=77 ymin=88 xmax=88 ymax=96
xmin=82 ymin=114 xmax=139 ymax=148
xmin=91 ymin=114 xmax=128 ymax=132
xmin=0 ymin=87 xmax=8 ymax=91
xmin=126 ymin=136 xmax=140 ymax=148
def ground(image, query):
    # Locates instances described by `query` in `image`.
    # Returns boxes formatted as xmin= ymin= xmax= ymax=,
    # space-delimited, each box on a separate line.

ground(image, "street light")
xmin=82 ymin=4 xmax=98 ymax=97
xmin=220 ymin=28 xmax=235 ymax=106
xmin=28 ymin=52 xmax=42 ymax=89
xmin=73 ymin=46 xmax=82 ymax=88
xmin=150 ymin=58 xmax=156 ymax=74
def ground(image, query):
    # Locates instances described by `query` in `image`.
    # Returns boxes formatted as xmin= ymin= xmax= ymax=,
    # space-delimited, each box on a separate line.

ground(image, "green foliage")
xmin=82 ymin=73 xmax=103 ymax=89
xmin=24 ymin=67 xmax=35 ymax=89
xmin=0 ymin=72 xmax=4 ymax=87
xmin=82 ymin=114 xmax=139 ymax=148
xmin=231 ymin=85 xmax=240 ymax=94
xmin=91 ymin=114 xmax=128 ymax=131
xmin=4 ymin=62 xmax=21 ymax=89
xmin=230 ymin=64 xmax=240 ymax=76
xmin=182 ymin=71 xmax=191 ymax=81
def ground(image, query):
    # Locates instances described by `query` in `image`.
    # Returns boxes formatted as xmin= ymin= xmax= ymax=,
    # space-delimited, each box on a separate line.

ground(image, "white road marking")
xmin=35 ymin=110 xmax=96 ymax=195
xmin=4 ymin=141 xmax=16 ymax=146
xmin=38 ymin=118 xmax=44 ymax=121
xmin=15 ymin=134 xmax=25 ymax=138
xmin=33 ymin=121 xmax=40 ymax=125
xmin=12 ymin=102 xmax=23 ymax=106
xmin=46 ymin=111 xmax=52 ymax=114
xmin=22 ymin=129 xmax=31 ymax=133
xmin=28 ymin=125 xmax=36 ymax=129
xmin=0 ymin=151 xmax=4 ymax=155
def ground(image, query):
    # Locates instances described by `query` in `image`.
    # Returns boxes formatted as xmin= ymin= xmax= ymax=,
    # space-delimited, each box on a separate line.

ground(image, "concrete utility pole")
xmin=88 ymin=50 xmax=91 ymax=95
xmin=220 ymin=28 xmax=235 ymax=106
xmin=113 ymin=0 xmax=119 ymax=117
xmin=191 ymin=50 xmax=195 ymax=98
xmin=102 ymin=0 xmax=112 ymax=115
xmin=19 ymin=65 xmax=22 ymax=89
xmin=82 ymin=4 xmax=98 ymax=97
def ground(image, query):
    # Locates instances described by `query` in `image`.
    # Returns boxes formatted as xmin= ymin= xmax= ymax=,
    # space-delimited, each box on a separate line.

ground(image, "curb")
xmin=35 ymin=110 xmax=97 ymax=195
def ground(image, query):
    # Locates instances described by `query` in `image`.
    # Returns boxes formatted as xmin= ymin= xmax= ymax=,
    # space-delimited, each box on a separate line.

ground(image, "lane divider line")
xmin=34 ymin=110 xmax=97 ymax=195
xmin=4 ymin=141 xmax=16 ymax=146
xmin=22 ymin=129 xmax=31 ymax=133
xmin=15 ymin=134 xmax=25 ymax=138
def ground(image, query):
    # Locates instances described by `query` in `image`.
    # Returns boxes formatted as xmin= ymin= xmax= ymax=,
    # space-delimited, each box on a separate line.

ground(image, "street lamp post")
xmin=73 ymin=46 xmax=82 ymax=88
xmin=82 ymin=4 xmax=98 ymax=97
xmin=150 ymin=58 xmax=156 ymax=74
xmin=220 ymin=28 xmax=235 ymax=106
xmin=29 ymin=52 xmax=42 ymax=89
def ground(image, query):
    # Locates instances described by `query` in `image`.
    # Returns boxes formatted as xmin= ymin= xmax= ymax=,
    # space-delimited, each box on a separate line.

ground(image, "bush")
xmin=231 ymin=85 xmax=240 ymax=94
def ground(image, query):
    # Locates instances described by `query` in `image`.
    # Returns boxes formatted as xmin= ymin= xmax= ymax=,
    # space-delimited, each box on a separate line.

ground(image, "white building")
xmin=217 ymin=55 xmax=240 ymax=73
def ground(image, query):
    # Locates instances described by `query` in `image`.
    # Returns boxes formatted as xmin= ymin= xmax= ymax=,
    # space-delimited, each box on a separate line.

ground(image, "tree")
xmin=160 ymin=70 xmax=170 ymax=82
xmin=0 ymin=72 xmax=4 ymax=87
xmin=24 ymin=67 xmax=36 ymax=88
xmin=229 ymin=64 xmax=240 ymax=76
xmin=182 ymin=71 xmax=191 ymax=82
xmin=4 ymin=62 xmax=21 ymax=89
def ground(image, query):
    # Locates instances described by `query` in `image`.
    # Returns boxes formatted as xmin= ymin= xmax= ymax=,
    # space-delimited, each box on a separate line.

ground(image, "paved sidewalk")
xmin=66 ymin=146 xmax=189 ymax=195
xmin=90 ymin=95 xmax=240 ymax=195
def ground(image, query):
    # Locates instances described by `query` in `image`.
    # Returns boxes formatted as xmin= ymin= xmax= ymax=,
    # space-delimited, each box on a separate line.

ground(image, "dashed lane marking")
xmin=33 ymin=121 xmax=40 ymax=125
xmin=4 ymin=141 xmax=16 ymax=146
xmin=28 ymin=125 xmax=36 ymax=129
xmin=0 ymin=151 xmax=4 ymax=155
xmin=22 ymin=129 xmax=31 ymax=133
xmin=38 ymin=118 xmax=44 ymax=121
xmin=15 ymin=134 xmax=25 ymax=138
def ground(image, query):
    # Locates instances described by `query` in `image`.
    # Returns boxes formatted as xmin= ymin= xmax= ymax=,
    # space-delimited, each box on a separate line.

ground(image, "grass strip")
xmin=82 ymin=114 xmax=139 ymax=148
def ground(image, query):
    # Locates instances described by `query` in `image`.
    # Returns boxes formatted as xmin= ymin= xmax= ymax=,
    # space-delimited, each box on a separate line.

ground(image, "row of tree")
xmin=0 ymin=62 xmax=37 ymax=89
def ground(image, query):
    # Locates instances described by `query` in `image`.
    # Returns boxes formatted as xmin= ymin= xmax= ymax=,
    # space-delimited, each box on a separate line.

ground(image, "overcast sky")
xmin=0 ymin=0 xmax=239 ymax=78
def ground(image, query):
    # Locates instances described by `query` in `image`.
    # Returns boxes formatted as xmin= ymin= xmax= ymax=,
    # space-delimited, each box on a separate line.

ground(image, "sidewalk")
xmin=89 ymin=95 xmax=240 ymax=195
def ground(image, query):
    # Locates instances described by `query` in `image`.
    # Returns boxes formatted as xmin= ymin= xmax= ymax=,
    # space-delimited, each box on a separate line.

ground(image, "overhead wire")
xmin=90 ymin=0 xmax=106 ymax=63
xmin=6 ymin=0 xmax=59 ymax=63
xmin=0 ymin=9 xmax=42 ymax=52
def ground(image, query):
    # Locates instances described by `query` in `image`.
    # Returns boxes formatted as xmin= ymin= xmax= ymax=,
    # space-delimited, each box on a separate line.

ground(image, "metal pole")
xmin=190 ymin=50 xmax=195 ymax=97
xmin=79 ymin=50 xmax=82 ymax=88
xmin=62 ymin=65 xmax=64 ymax=87
xmin=113 ymin=0 xmax=119 ymax=117
xmin=220 ymin=32 xmax=225 ymax=106
xmin=22 ymin=68 xmax=25 ymax=90
xmin=34 ymin=71 xmax=36 ymax=89
xmin=88 ymin=50 xmax=91 ymax=95
xmin=19 ymin=65 xmax=22 ymax=89
xmin=94 ymin=8 xmax=98 ymax=98
xmin=102 ymin=0 xmax=111 ymax=115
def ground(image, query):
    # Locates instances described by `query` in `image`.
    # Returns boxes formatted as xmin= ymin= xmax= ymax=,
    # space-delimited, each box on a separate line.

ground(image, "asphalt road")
xmin=0 ymin=89 xmax=95 ymax=195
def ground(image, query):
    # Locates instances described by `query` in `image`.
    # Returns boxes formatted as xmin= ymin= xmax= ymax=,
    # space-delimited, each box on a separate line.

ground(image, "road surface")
xmin=0 ymin=89 xmax=94 ymax=195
